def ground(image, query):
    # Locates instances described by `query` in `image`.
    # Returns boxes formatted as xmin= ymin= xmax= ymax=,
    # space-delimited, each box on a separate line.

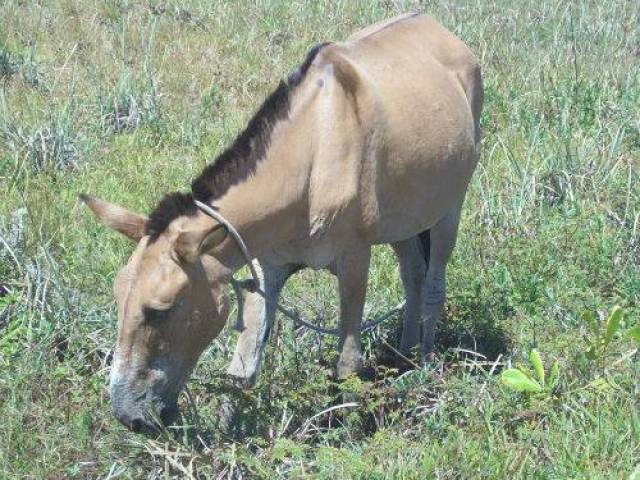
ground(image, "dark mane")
xmin=145 ymin=42 xmax=329 ymax=241
xmin=145 ymin=192 xmax=198 ymax=240
xmin=191 ymin=42 xmax=330 ymax=203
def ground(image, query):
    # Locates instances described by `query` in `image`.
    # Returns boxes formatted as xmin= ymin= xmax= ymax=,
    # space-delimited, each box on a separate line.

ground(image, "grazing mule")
xmin=81 ymin=13 xmax=483 ymax=433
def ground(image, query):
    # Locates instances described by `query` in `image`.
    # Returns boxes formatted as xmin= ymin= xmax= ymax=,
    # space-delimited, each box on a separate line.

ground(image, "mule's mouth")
xmin=111 ymin=378 xmax=180 ymax=434
xmin=115 ymin=401 xmax=179 ymax=434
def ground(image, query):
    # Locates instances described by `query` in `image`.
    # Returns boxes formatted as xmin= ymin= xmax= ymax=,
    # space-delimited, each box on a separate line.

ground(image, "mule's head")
xmin=81 ymin=194 xmax=230 ymax=433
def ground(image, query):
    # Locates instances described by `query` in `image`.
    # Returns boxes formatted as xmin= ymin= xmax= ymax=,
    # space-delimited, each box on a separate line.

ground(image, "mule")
xmin=81 ymin=13 xmax=483 ymax=432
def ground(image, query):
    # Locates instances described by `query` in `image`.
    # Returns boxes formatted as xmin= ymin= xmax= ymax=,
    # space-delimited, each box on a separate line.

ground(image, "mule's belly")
xmin=262 ymin=143 xmax=476 ymax=269
xmin=365 ymin=99 xmax=477 ymax=244
xmin=261 ymin=241 xmax=339 ymax=270
xmin=369 ymin=138 xmax=477 ymax=244
xmin=269 ymin=107 xmax=478 ymax=264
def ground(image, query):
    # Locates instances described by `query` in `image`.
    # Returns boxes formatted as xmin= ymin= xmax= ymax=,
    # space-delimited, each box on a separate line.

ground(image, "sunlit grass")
xmin=0 ymin=0 xmax=638 ymax=478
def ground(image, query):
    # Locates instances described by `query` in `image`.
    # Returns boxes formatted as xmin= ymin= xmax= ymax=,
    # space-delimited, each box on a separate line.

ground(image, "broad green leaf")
xmin=582 ymin=310 xmax=599 ymax=335
xmin=627 ymin=325 xmax=640 ymax=344
xmin=548 ymin=360 xmax=560 ymax=389
xmin=529 ymin=349 xmax=545 ymax=386
xmin=604 ymin=306 xmax=623 ymax=347
xmin=501 ymin=369 xmax=543 ymax=393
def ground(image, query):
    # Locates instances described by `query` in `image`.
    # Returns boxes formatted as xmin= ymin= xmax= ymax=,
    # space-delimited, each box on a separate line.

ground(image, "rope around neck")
xmin=195 ymin=200 xmax=404 ymax=336
xmin=194 ymin=200 xmax=260 ymax=290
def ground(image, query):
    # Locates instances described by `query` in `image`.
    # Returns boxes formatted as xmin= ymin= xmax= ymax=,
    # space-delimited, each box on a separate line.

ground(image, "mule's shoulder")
xmin=310 ymin=43 xmax=363 ymax=99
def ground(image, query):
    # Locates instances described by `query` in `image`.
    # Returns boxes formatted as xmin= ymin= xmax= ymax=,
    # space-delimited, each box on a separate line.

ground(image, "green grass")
xmin=1 ymin=0 xmax=638 ymax=478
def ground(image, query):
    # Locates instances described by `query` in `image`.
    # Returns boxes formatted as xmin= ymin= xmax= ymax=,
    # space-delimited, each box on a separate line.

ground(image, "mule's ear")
xmin=173 ymin=224 xmax=227 ymax=262
xmin=79 ymin=193 xmax=147 ymax=242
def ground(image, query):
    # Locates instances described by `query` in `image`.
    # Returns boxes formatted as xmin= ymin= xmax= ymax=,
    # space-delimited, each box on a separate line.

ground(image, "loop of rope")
xmin=194 ymin=200 xmax=260 ymax=291
xmin=196 ymin=201 xmax=404 ymax=336
xmin=232 ymin=278 xmax=405 ymax=336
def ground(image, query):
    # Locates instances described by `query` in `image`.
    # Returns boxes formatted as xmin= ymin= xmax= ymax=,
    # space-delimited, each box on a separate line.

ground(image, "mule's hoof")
xmin=340 ymin=390 xmax=361 ymax=405
xmin=218 ymin=396 xmax=242 ymax=438
xmin=336 ymin=354 xmax=364 ymax=380
xmin=420 ymin=351 xmax=436 ymax=366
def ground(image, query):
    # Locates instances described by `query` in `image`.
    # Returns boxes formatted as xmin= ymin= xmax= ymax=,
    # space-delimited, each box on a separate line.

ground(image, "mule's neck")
xmin=204 ymin=104 xmax=317 ymax=274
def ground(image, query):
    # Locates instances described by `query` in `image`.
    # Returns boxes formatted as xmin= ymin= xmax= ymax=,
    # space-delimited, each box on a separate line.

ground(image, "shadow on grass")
xmin=370 ymin=290 xmax=513 ymax=374
xmin=171 ymin=291 xmax=514 ymax=448
xmin=438 ymin=292 xmax=513 ymax=361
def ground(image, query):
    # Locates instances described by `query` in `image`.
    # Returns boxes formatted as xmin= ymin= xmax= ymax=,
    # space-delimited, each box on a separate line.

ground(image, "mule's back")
xmin=347 ymin=13 xmax=477 ymax=75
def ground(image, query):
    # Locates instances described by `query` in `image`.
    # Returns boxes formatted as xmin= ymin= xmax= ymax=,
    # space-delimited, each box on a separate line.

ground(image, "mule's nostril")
xmin=160 ymin=402 xmax=179 ymax=425
xmin=130 ymin=418 xmax=143 ymax=433
xmin=105 ymin=350 xmax=113 ymax=367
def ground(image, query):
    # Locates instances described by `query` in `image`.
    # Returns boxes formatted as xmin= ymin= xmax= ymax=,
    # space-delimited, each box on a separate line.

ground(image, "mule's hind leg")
xmin=421 ymin=203 xmax=463 ymax=363
xmin=392 ymin=237 xmax=427 ymax=357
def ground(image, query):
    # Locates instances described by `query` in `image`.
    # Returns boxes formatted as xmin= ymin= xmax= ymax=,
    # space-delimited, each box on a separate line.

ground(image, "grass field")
xmin=1 ymin=0 xmax=639 ymax=478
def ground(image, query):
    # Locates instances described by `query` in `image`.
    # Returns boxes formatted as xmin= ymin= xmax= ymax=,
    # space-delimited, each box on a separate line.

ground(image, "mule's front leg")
xmin=336 ymin=247 xmax=371 ymax=379
xmin=225 ymin=285 xmax=268 ymax=389
xmin=226 ymin=261 xmax=295 ymax=386
xmin=221 ymin=261 xmax=294 ymax=435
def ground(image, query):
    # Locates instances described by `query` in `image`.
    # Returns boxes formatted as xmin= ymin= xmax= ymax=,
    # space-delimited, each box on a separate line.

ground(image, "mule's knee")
xmin=227 ymin=262 xmax=294 ymax=388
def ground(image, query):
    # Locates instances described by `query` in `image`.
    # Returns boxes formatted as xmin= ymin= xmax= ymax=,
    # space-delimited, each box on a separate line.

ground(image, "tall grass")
xmin=0 ymin=0 xmax=638 ymax=478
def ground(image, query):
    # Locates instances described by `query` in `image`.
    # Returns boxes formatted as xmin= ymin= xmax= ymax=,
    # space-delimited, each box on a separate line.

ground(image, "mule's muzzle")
xmin=111 ymin=380 xmax=179 ymax=434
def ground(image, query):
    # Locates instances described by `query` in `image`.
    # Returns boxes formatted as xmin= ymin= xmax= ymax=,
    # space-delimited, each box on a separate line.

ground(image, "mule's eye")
xmin=143 ymin=306 xmax=171 ymax=325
